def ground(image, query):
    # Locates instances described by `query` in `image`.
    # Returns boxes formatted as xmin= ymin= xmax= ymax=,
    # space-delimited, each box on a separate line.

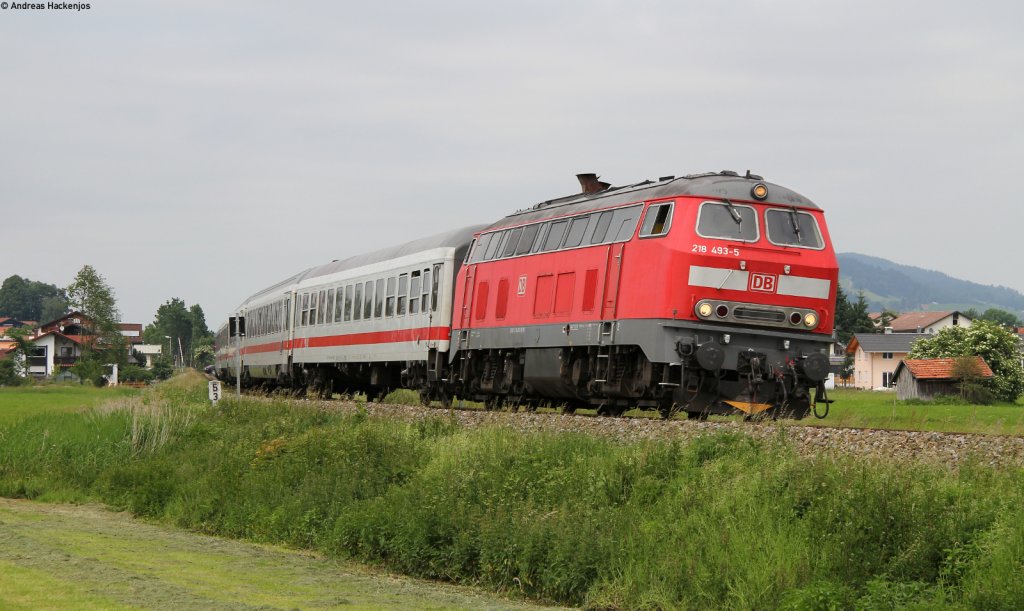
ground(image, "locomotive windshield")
xmin=765 ymin=208 xmax=824 ymax=249
xmin=696 ymin=201 xmax=759 ymax=242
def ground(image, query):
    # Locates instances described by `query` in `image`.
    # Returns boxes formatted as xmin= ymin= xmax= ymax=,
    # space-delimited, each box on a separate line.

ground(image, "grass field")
xmin=0 ymin=498 xmax=557 ymax=610
xmin=0 ymin=384 xmax=139 ymax=427
xmin=4 ymin=373 xmax=1024 ymax=608
xmin=806 ymin=388 xmax=1024 ymax=434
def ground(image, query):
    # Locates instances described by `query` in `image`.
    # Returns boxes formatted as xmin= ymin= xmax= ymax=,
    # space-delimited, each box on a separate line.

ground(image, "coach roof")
xmin=484 ymin=171 xmax=820 ymax=231
xmin=240 ymin=225 xmax=487 ymax=306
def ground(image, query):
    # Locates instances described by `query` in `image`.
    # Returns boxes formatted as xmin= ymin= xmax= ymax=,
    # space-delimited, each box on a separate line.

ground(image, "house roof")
xmin=847 ymin=333 xmax=925 ymax=354
xmin=889 ymin=311 xmax=968 ymax=332
xmin=30 ymin=330 xmax=94 ymax=345
xmin=893 ymin=356 xmax=994 ymax=382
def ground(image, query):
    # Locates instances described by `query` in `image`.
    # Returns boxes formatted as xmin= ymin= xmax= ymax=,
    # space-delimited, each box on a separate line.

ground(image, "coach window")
xmin=376 ymin=278 xmax=385 ymax=318
xmin=431 ymin=264 xmax=441 ymax=311
xmin=385 ymin=277 xmax=396 ymax=316
xmin=326 ymin=288 xmax=335 ymax=324
xmin=765 ymin=208 xmax=824 ymax=249
xmin=364 ymin=281 xmax=374 ymax=319
xmin=562 ymin=215 xmax=590 ymax=249
xmin=409 ymin=271 xmax=421 ymax=314
xmin=317 ymin=290 xmax=326 ymax=325
xmin=542 ymin=220 xmax=568 ymax=251
xmin=696 ymin=201 xmax=759 ymax=242
xmin=345 ymin=285 xmax=354 ymax=322
xmin=501 ymin=227 xmax=523 ymax=258
xmin=397 ymin=274 xmax=409 ymax=315
xmin=420 ymin=268 xmax=431 ymax=313
xmin=334 ymin=287 xmax=343 ymax=322
xmin=353 ymin=283 xmax=363 ymax=320
xmin=640 ymin=202 xmax=674 ymax=238
xmin=301 ymin=293 xmax=310 ymax=326
xmin=484 ymin=231 xmax=504 ymax=260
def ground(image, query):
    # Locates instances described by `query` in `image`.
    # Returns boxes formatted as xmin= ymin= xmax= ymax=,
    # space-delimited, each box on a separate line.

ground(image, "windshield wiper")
xmin=722 ymin=199 xmax=743 ymax=225
xmin=788 ymin=207 xmax=802 ymax=240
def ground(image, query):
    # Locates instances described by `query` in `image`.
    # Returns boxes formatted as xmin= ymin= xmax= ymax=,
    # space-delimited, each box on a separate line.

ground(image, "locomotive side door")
xmin=601 ymin=242 xmax=625 ymax=320
xmin=460 ymin=265 xmax=475 ymax=329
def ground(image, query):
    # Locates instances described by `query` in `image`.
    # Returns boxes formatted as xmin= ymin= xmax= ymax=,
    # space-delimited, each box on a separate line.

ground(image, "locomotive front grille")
xmin=733 ymin=307 xmax=786 ymax=324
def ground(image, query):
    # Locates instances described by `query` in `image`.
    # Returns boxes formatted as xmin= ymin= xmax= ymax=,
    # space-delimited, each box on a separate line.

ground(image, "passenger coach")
xmin=216 ymin=226 xmax=484 ymax=401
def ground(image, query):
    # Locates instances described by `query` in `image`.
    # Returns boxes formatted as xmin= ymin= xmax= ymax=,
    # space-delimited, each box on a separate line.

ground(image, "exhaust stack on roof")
xmin=576 ymin=173 xmax=610 ymax=194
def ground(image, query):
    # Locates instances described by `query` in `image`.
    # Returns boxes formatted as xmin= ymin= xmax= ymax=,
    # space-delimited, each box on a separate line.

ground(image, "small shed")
xmin=892 ymin=356 xmax=994 ymax=401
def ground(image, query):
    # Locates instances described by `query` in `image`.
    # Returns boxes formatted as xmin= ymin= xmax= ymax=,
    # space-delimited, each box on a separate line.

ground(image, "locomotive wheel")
xmin=658 ymin=403 xmax=681 ymax=420
xmin=597 ymin=404 xmax=626 ymax=417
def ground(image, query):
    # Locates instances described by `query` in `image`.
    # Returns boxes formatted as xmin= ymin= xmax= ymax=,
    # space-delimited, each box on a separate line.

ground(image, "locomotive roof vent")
xmin=576 ymin=173 xmax=611 ymax=195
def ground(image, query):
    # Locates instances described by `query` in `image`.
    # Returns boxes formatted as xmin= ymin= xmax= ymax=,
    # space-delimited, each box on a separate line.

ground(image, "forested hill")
xmin=838 ymin=253 xmax=1024 ymax=315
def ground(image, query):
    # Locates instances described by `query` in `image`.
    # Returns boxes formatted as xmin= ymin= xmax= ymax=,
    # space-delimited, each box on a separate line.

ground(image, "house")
xmin=892 ymin=356 xmax=994 ymax=401
xmin=4 ymin=311 xmax=150 ymax=379
xmin=847 ymin=332 xmax=927 ymax=390
xmin=888 ymin=311 xmax=972 ymax=334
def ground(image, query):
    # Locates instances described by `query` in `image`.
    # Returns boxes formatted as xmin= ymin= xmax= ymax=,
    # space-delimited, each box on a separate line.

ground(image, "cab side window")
xmin=639 ymin=202 xmax=673 ymax=237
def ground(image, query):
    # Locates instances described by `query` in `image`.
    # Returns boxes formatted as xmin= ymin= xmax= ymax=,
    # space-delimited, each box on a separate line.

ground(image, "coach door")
xmin=601 ymin=243 xmax=625 ymax=320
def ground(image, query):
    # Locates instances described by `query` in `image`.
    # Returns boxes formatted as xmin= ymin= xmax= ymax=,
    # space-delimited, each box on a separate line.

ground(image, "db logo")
xmin=749 ymin=273 xmax=777 ymax=293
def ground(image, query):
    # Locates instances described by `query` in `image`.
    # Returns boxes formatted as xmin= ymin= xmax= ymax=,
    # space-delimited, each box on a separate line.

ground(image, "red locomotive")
xmin=217 ymin=171 xmax=837 ymax=418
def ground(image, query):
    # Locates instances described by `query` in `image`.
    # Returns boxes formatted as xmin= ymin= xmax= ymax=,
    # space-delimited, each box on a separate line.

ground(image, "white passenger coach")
xmin=215 ymin=226 xmax=484 ymax=400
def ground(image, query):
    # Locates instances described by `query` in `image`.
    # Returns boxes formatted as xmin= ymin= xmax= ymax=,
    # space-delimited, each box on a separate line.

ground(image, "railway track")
xmin=227 ymin=383 xmax=1024 ymax=469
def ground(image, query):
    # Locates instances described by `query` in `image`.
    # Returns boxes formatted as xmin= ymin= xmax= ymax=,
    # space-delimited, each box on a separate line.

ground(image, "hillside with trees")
xmin=838 ymin=253 xmax=1024 ymax=317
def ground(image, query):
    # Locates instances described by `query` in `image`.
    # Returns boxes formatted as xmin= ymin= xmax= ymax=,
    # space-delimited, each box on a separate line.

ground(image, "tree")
xmin=143 ymin=298 xmax=214 ymax=368
xmin=0 ymin=275 xmax=66 ymax=321
xmin=66 ymin=266 xmax=120 ymax=336
xmin=952 ymin=356 xmax=994 ymax=405
xmin=834 ymin=286 xmax=875 ymax=344
xmin=66 ymin=265 xmax=125 ymax=379
xmin=5 ymin=327 xmax=35 ymax=377
xmin=879 ymin=308 xmax=901 ymax=329
xmin=979 ymin=308 xmax=1022 ymax=328
xmin=909 ymin=320 xmax=1024 ymax=402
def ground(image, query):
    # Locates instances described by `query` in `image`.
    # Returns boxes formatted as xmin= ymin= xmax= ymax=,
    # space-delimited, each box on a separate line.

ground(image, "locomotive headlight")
xmin=751 ymin=183 xmax=769 ymax=200
xmin=697 ymin=302 xmax=713 ymax=318
xmin=804 ymin=312 xmax=818 ymax=328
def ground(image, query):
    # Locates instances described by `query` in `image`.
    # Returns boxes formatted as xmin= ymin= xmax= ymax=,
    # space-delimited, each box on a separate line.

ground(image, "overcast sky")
xmin=2 ymin=0 xmax=1022 ymax=326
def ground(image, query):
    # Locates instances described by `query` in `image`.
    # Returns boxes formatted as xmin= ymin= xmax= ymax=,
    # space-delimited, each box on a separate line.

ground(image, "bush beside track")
xmin=2 ymin=372 xmax=1024 ymax=609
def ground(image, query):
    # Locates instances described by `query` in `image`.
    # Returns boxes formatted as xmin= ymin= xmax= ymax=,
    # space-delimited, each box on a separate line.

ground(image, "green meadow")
xmin=2 ymin=373 xmax=1024 ymax=609
xmin=0 ymin=383 xmax=139 ymax=427
xmin=808 ymin=388 xmax=1024 ymax=435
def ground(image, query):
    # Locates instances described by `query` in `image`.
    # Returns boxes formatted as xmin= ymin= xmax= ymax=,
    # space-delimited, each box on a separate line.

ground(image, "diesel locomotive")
xmin=216 ymin=171 xmax=838 ymax=418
